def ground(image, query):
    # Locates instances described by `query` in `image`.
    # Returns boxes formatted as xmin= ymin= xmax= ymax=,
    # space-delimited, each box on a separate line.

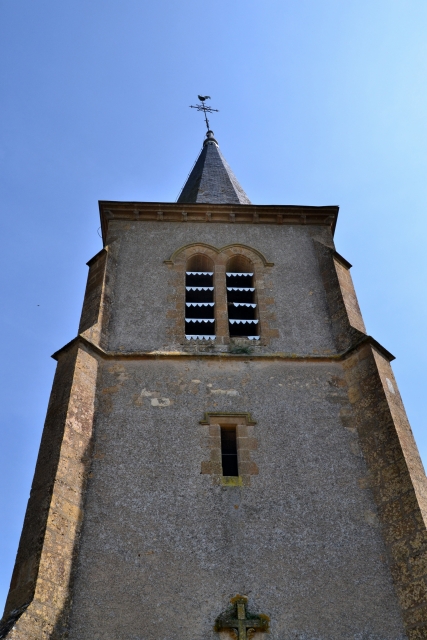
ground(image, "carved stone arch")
xmin=165 ymin=242 xmax=277 ymax=347
xmin=218 ymin=244 xmax=274 ymax=267
xmin=226 ymin=253 xmax=254 ymax=274
xmin=164 ymin=243 xmax=273 ymax=267
xmin=217 ymin=246 xmax=260 ymax=271
xmin=164 ymin=243 xmax=220 ymax=265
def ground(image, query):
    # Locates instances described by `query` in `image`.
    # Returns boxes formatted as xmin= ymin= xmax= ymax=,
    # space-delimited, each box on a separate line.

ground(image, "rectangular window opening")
xmin=220 ymin=426 xmax=239 ymax=477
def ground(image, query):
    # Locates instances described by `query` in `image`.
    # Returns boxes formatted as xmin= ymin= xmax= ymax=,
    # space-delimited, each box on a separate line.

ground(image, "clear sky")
xmin=1 ymin=0 xmax=427 ymax=614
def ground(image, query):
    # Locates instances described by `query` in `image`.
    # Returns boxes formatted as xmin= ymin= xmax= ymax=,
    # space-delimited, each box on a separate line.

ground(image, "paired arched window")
xmin=184 ymin=254 xmax=259 ymax=341
xmin=166 ymin=242 xmax=275 ymax=345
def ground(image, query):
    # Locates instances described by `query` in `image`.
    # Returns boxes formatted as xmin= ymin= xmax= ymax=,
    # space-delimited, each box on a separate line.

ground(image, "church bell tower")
xmin=2 ymin=101 xmax=427 ymax=640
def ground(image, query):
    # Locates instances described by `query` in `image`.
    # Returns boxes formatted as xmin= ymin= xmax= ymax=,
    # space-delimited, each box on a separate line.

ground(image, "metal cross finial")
xmin=190 ymin=95 xmax=219 ymax=131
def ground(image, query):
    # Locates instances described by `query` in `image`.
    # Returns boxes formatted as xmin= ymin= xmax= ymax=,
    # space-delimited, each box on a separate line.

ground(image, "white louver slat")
xmin=226 ymin=272 xmax=253 ymax=277
xmin=186 ymin=287 xmax=214 ymax=291
xmin=185 ymin=335 xmax=216 ymax=340
xmin=232 ymin=303 xmax=257 ymax=308
xmin=185 ymin=318 xmax=215 ymax=323
xmin=229 ymin=319 xmax=259 ymax=325
xmin=226 ymin=287 xmax=255 ymax=292
xmin=186 ymin=302 xmax=215 ymax=307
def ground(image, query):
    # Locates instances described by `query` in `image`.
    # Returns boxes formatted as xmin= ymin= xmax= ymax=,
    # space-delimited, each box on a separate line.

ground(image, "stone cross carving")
xmin=214 ymin=595 xmax=270 ymax=640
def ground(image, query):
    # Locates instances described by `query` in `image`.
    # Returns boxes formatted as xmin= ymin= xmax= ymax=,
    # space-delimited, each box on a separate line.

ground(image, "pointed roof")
xmin=177 ymin=131 xmax=251 ymax=205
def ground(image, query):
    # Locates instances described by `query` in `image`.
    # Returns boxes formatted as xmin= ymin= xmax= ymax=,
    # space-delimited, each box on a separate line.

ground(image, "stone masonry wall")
xmin=0 ymin=346 xmax=98 ymax=640
xmin=4 ymin=214 xmax=427 ymax=639
xmin=343 ymin=343 xmax=427 ymax=639
xmin=333 ymin=253 xmax=366 ymax=334
xmin=66 ymin=356 xmax=406 ymax=640
xmin=104 ymin=221 xmax=337 ymax=355
xmin=79 ymin=250 xmax=107 ymax=334
xmin=314 ymin=239 xmax=366 ymax=352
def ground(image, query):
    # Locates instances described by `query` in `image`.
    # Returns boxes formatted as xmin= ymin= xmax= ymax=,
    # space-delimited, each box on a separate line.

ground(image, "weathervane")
xmin=190 ymin=95 xmax=219 ymax=131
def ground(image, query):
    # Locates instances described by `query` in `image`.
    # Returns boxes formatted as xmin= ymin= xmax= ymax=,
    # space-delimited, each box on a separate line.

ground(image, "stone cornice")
xmin=98 ymin=201 xmax=339 ymax=245
xmin=51 ymin=333 xmax=395 ymax=363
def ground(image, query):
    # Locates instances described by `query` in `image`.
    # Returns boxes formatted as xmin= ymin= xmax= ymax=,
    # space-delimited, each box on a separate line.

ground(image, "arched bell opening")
xmin=225 ymin=256 xmax=259 ymax=339
xmin=185 ymin=254 xmax=215 ymax=340
xmin=186 ymin=254 xmax=214 ymax=273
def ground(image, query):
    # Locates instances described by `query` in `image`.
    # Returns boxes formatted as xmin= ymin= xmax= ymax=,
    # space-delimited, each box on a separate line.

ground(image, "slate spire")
xmin=178 ymin=130 xmax=251 ymax=204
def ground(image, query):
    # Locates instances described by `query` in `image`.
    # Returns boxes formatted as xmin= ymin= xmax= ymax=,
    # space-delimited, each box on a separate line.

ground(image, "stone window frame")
xmin=200 ymin=413 xmax=259 ymax=486
xmin=164 ymin=243 xmax=276 ymax=346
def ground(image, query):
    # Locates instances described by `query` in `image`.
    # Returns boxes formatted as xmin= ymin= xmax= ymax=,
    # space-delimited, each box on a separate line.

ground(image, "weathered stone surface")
xmin=2 ymin=196 xmax=426 ymax=639
xmin=60 ymin=357 xmax=405 ymax=640
xmin=0 ymin=346 xmax=98 ymax=639
xmin=104 ymin=221 xmax=336 ymax=355
xmin=341 ymin=343 xmax=427 ymax=639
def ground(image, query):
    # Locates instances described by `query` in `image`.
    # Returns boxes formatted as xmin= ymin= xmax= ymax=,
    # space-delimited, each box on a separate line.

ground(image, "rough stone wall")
xmin=315 ymin=234 xmax=427 ymax=638
xmin=78 ymin=244 xmax=117 ymax=352
xmin=0 ymin=346 xmax=98 ymax=639
xmin=66 ymin=357 xmax=406 ymax=640
xmin=333 ymin=253 xmax=366 ymax=334
xmin=343 ymin=344 xmax=427 ymax=639
xmin=4 ymin=214 xmax=427 ymax=639
xmin=314 ymin=239 xmax=366 ymax=351
xmin=104 ymin=221 xmax=336 ymax=355
xmin=79 ymin=250 xmax=106 ymax=333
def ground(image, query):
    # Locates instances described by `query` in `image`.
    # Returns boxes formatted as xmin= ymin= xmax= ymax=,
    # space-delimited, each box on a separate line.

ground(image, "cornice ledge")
xmin=51 ymin=334 xmax=395 ymax=363
xmin=98 ymin=201 xmax=340 ymax=244
xmin=86 ymin=247 xmax=107 ymax=267
xmin=343 ymin=334 xmax=395 ymax=362
xmin=333 ymin=250 xmax=352 ymax=269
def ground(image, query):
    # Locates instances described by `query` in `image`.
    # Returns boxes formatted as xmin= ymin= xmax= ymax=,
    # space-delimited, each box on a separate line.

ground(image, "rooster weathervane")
xmin=190 ymin=95 xmax=219 ymax=131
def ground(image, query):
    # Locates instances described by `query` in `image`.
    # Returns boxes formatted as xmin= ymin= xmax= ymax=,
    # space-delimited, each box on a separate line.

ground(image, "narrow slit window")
xmin=226 ymin=256 xmax=259 ymax=339
xmin=185 ymin=254 xmax=215 ymax=340
xmin=221 ymin=426 xmax=239 ymax=477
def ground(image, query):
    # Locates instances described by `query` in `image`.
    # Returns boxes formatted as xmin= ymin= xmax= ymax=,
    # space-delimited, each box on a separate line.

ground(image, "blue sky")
xmin=1 ymin=0 xmax=427 ymax=613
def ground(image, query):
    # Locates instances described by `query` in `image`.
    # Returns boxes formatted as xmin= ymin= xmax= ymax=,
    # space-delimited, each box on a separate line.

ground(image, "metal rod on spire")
xmin=190 ymin=95 xmax=219 ymax=131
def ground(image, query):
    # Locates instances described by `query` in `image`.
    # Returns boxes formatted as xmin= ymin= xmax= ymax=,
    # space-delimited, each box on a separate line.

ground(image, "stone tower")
xmin=2 ymin=128 xmax=427 ymax=640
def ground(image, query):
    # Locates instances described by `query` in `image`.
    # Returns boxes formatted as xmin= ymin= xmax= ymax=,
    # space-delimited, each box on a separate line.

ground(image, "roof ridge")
xmin=175 ymin=147 xmax=203 ymax=202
